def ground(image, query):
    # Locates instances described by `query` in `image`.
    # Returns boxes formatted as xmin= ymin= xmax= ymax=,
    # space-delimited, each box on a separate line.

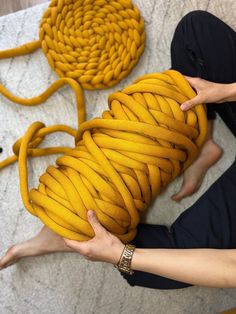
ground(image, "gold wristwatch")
xmin=115 ymin=244 xmax=136 ymax=275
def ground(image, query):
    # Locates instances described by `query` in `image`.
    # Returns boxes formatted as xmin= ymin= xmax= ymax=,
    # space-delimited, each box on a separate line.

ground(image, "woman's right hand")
xmin=180 ymin=76 xmax=236 ymax=111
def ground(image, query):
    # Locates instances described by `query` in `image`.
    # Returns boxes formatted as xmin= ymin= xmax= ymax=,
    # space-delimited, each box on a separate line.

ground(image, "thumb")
xmin=87 ymin=210 xmax=104 ymax=235
xmin=180 ymin=95 xmax=203 ymax=111
xmin=63 ymin=238 xmax=85 ymax=250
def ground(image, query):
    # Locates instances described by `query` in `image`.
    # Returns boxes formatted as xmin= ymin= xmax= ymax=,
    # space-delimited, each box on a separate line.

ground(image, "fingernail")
xmin=180 ymin=104 xmax=187 ymax=111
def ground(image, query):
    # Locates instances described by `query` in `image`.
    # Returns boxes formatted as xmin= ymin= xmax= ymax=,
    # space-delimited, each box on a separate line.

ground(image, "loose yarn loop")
xmin=0 ymin=70 xmax=207 ymax=243
xmin=0 ymin=0 xmax=145 ymax=113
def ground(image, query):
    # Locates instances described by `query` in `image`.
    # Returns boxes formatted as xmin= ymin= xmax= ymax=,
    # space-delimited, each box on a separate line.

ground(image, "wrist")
xmin=110 ymin=242 xmax=125 ymax=265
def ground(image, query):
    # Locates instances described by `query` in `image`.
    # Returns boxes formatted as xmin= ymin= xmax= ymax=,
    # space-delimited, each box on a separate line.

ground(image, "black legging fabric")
xmin=120 ymin=10 xmax=236 ymax=290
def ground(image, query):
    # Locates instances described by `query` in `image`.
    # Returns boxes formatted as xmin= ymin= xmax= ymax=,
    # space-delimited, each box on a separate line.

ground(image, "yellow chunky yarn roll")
xmin=0 ymin=0 xmax=145 ymax=114
xmin=0 ymin=70 xmax=207 ymax=243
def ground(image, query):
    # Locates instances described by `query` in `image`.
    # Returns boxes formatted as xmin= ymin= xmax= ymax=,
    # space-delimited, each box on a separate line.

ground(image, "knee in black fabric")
xmin=181 ymin=10 xmax=216 ymax=28
xmin=170 ymin=10 xmax=211 ymax=77
xmin=173 ymin=10 xmax=214 ymax=41
xmin=183 ymin=10 xmax=212 ymax=20
xmin=180 ymin=11 xmax=214 ymax=77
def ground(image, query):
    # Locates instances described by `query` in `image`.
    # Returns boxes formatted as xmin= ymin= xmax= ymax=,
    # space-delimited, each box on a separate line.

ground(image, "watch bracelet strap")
xmin=116 ymin=244 xmax=136 ymax=275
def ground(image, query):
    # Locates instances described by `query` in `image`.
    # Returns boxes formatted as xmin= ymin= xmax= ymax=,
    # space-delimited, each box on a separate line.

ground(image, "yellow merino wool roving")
xmin=0 ymin=70 xmax=207 ymax=243
xmin=0 ymin=0 xmax=145 ymax=120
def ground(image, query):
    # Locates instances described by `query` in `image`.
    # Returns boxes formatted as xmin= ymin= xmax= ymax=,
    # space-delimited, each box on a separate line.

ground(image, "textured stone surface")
xmin=0 ymin=1 xmax=236 ymax=313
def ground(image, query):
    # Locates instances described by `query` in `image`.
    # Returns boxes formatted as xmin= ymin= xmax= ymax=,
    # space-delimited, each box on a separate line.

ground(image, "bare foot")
xmin=171 ymin=138 xmax=223 ymax=202
xmin=0 ymin=226 xmax=74 ymax=271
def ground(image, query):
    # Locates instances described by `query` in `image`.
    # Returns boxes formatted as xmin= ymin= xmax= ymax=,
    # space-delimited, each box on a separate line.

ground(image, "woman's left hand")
xmin=63 ymin=210 xmax=125 ymax=265
xmin=180 ymin=76 xmax=236 ymax=111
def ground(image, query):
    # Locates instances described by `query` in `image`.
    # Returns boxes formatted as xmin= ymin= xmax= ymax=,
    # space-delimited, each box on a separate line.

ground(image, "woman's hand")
xmin=63 ymin=210 xmax=125 ymax=265
xmin=181 ymin=76 xmax=236 ymax=111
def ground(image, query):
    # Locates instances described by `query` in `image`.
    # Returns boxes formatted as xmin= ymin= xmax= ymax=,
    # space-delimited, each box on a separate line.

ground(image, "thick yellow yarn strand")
xmin=0 ymin=70 xmax=207 ymax=243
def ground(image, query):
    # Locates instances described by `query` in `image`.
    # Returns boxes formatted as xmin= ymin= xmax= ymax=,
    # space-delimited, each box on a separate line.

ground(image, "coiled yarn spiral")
xmin=0 ymin=70 xmax=207 ymax=243
xmin=0 ymin=0 xmax=145 ymax=122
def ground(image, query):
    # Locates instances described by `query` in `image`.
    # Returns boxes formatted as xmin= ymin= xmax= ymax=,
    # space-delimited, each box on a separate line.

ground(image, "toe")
xmin=0 ymin=245 xmax=21 ymax=270
xmin=172 ymin=182 xmax=198 ymax=202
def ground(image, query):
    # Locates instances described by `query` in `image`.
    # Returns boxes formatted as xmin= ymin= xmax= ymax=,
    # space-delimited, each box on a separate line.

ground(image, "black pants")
xmin=120 ymin=10 xmax=236 ymax=289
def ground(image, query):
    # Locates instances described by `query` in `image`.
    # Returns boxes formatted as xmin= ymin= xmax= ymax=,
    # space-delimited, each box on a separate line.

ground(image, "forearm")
xmin=131 ymin=248 xmax=236 ymax=288
xmin=220 ymin=82 xmax=236 ymax=102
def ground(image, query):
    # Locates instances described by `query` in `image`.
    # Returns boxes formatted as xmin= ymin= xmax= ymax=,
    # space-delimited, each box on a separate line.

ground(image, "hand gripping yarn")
xmin=0 ymin=0 xmax=145 ymax=123
xmin=0 ymin=70 xmax=207 ymax=243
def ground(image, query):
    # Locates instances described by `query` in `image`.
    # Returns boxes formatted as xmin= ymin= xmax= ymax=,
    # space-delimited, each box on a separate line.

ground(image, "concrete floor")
xmin=0 ymin=1 xmax=236 ymax=313
xmin=0 ymin=0 xmax=47 ymax=17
